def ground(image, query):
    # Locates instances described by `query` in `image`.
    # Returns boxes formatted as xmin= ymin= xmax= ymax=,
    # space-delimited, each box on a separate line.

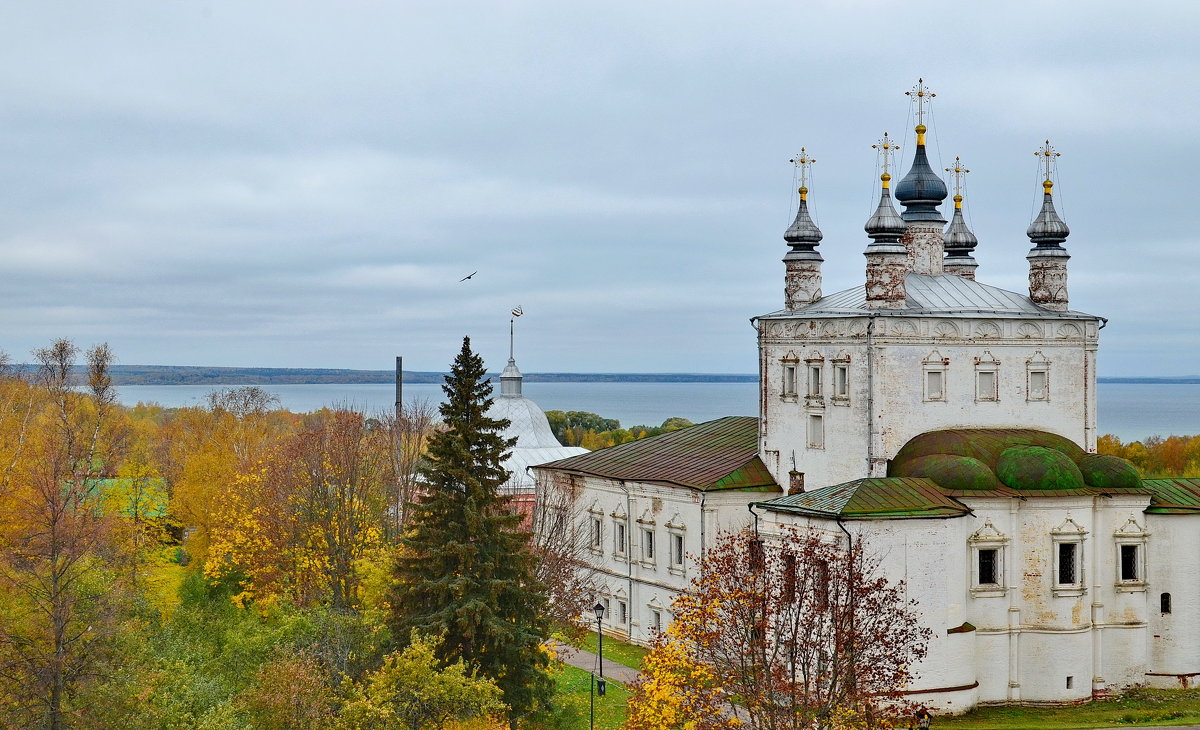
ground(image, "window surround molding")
xmin=922 ymin=350 xmax=949 ymax=402
xmin=609 ymin=505 xmax=629 ymax=562
xmin=1026 ymin=351 xmax=1051 ymax=402
xmin=665 ymin=514 xmax=687 ymax=576
xmin=1113 ymin=515 xmax=1149 ymax=593
xmin=586 ymin=501 xmax=604 ymax=555
xmin=805 ymin=351 xmax=825 ymax=408
xmin=967 ymin=519 xmax=1009 ymax=598
xmin=780 ymin=350 xmax=800 ymax=402
xmin=831 ymin=352 xmax=851 ymax=406
xmin=974 ymin=351 xmax=1000 ymax=403
xmin=806 ymin=411 xmax=825 ymax=450
xmin=1051 ymin=516 xmax=1088 ymax=597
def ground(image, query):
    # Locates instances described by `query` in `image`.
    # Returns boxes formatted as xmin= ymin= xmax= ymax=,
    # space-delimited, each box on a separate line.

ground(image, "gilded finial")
xmin=906 ymin=78 xmax=935 ymax=145
xmin=945 ymin=156 xmax=970 ymax=210
xmin=790 ymin=148 xmax=815 ymax=201
xmin=872 ymin=133 xmax=899 ymax=188
xmin=1036 ymin=140 xmax=1061 ymax=195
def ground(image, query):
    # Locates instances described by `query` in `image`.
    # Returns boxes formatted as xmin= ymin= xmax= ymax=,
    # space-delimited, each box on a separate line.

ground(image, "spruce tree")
xmin=389 ymin=336 xmax=552 ymax=723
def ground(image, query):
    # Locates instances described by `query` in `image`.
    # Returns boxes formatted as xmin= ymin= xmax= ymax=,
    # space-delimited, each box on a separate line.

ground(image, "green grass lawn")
xmin=552 ymin=625 xmax=649 ymax=671
xmin=551 ymin=664 xmax=629 ymax=729
xmin=937 ymin=688 xmax=1200 ymax=729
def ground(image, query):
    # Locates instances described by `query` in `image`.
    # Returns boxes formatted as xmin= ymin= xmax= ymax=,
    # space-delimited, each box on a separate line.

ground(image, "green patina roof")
xmin=536 ymin=416 xmax=779 ymax=493
xmin=756 ymin=478 xmax=970 ymax=520
xmin=1141 ymin=479 xmax=1200 ymax=513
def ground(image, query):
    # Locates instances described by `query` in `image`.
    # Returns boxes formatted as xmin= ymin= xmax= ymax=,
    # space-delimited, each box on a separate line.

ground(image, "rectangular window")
xmin=590 ymin=518 xmax=602 ymax=549
xmin=616 ymin=523 xmax=626 ymax=555
xmin=671 ymin=534 xmax=684 ymax=566
xmin=977 ymin=370 xmax=997 ymax=401
xmin=925 ymin=370 xmax=945 ymax=401
xmin=1029 ymin=370 xmax=1048 ymax=401
xmin=978 ymin=548 xmax=999 ymax=585
xmin=782 ymin=364 xmax=797 ymax=397
xmin=807 ymin=414 xmax=824 ymax=449
xmin=603 ymin=597 xmax=611 ymax=620
xmin=651 ymin=610 xmax=662 ymax=632
xmin=1120 ymin=544 xmax=1139 ymax=581
xmin=618 ymin=601 xmax=627 ymax=625
xmin=1058 ymin=542 xmax=1078 ymax=585
xmin=643 ymin=529 xmax=655 ymax=561
xmin=834 ymin=364 xmax=849 ymax=398
xmin=808 ymin=365 xmax=822 ymax=397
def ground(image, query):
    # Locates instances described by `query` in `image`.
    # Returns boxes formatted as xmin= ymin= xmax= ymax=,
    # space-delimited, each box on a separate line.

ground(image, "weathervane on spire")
xmin=945 ymin=156 xmax=970 ymax=198
xmin=906 ymin=78 xmax=935 ymax=144
xmin=872 ymin=133 xmax=899 ymax=184
xmin=1036 ymin=140 xmax=1061 ymax=193
xmin=789 ymin=148 xmax=815 ymax=200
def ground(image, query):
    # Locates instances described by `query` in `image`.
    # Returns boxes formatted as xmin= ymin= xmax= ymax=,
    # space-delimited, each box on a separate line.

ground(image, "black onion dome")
xmin=1027 ymin=182 xmax=1070 ymax=249
xmin=895 ymin=143 xmax=948 ymax=223
xmin=784 ymin=193 xmax=823 ymax=253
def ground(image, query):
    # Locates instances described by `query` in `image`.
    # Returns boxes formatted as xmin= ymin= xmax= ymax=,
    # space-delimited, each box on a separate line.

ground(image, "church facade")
xmin=533 ymin=83 xmax=1200 ymax=710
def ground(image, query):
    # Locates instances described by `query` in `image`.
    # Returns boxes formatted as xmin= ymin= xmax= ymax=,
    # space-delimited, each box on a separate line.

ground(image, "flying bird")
xmin=459 ymin=271 xmax=478 ymax=282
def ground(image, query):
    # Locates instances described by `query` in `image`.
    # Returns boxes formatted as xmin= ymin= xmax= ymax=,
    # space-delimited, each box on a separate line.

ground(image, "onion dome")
xmin=865 ymin=173 xmax=906 ymax=248
xmin=1026 ymin=179 xmax=1070 ymax=249
xmin=784 ymin=186 xmax=823 ymax=259
xmin=944 ymin=195 xmax=978 ymax=256
xmin=894 ymin=125 xmax=948 ymax=223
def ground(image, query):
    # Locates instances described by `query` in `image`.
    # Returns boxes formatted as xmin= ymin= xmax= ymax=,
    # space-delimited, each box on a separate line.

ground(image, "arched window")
xmin=1161 ymin=592 xmax=1172 ymax=615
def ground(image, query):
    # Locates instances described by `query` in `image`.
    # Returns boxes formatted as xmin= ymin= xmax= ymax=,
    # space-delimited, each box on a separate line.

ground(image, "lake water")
xmin=115 ymin=381 xmax=1200 ymax=442
xmin=114 ymin=379 xmax=1200 ymax=441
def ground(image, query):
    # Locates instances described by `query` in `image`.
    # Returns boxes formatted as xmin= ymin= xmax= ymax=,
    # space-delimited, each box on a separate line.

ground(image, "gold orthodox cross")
xmin=872 ymin=133 xmax=899 ymax=179
xmin=789 ymin=148 xmax=815 ymax=200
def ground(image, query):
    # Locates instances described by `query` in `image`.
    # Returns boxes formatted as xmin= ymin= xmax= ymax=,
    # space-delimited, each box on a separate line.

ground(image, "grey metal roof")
xmin=758 ymin=273 xmax=1098 ymax=320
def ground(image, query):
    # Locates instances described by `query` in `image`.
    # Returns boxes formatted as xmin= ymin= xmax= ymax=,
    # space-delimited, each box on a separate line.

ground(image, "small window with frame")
xmin=642 ymin=528 xmax=655 ymax=562
xmin=780 ymin=352 xmax=799 ymax=401
xmin=922 ymin=351 xmax=948 ymax=402
xmin=1051 ymin=517 xmax=1087 ymax=596
xmin=832 ymin=353 xmax=850 ymax=405
xmin=975 ymin=351 xmax=1000 ymax=402
xmin=1114 ymin=517 xmax=1149 ymax=592
xmin=1027 ymin=351 xmax=1051 ymax=402
xmin=590 ymin=517 xmax=602 ymax=551
xmin=615 ymin=522 xmax=627 ymax=557
xmin=969 ymin=520 xmax=1008 ymax=597
xmin=807 ymin=413 xmax=824 ymax=449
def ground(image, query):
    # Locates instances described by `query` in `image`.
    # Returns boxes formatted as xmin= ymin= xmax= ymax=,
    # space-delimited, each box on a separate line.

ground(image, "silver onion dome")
xmin=1027 ymin=180 xmax=1070 ymax=248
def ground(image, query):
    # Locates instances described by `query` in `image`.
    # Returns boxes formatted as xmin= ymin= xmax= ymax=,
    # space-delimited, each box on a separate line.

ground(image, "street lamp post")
xmin=591 ymin=602 xmax=606 ymax=730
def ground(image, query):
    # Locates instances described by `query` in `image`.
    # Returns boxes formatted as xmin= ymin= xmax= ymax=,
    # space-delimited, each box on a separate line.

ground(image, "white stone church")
xmin=532 ymin=85 xmax=1200 ymax=711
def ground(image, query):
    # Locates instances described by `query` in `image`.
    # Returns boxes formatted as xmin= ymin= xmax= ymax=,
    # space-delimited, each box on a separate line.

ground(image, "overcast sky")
xmin=0 ymin=1 xmax=1195 ymax=375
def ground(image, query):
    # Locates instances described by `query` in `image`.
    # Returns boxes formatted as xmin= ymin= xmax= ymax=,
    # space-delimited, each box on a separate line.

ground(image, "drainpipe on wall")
xmin=1007 ymin=499 xmax=1021 ymax=702
xmin=624 ymin=480 xmax=633 ymax=643
xmin=865 ymin=315 xmax=881 ymax=476
xmin=1091 ymin=495 xmax=1106 ymax=697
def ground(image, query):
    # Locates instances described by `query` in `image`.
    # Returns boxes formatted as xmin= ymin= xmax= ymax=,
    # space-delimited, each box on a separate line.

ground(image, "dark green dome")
xmin=1079 ymin=453 xmax=1142 ymax=489
xmin=892 ymin=454 xmax=1003 ymax=491
xmin=996 ymin=446 xmax=1086 ymax=491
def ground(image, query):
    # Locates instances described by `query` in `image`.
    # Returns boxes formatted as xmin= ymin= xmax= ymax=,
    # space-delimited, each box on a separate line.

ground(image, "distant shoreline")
xmin=13 ymin=364 xmax=1199 ymax=386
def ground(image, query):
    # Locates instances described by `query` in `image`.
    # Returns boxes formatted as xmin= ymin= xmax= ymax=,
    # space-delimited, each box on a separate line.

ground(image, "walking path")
xmin=550 ymin=640 xmax=641 ymax=686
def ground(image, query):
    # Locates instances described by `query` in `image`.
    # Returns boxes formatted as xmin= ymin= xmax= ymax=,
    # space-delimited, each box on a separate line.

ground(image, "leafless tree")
xmin=0 ymin=340 xmax=126 ymax=730
xmin=379 ymin=400 xmax=436 ymax=537
xmin=530 ymin=471 xmax=596 ymax=634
